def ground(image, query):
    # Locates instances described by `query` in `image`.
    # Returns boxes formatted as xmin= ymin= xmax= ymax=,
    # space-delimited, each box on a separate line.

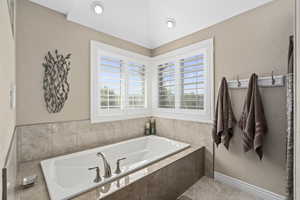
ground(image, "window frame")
xmin=151 ymin=38 xmax=214 ymax=123
xmin=91 ymin=41 xmax=151 ymax=123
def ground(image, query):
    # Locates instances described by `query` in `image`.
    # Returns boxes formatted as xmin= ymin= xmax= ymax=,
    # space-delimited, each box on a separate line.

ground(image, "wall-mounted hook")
xmin=271 ymin=71 xmax=275 ymax=85
xmin=237 ymin=76 xmax=241 ymax=87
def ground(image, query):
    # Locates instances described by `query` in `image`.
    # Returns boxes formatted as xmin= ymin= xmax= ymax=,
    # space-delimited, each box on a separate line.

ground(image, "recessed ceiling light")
xmin=166 ymin=18 xmax=176 ymax=28
xmin=92 ymin=1 xmax=104 ymax=15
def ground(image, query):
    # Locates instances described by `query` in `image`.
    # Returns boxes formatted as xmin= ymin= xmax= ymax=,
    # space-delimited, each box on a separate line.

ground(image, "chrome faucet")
xmin=97 ymin=152 xmax=112 ymax=178
xmin=88 ymin=167 xmax=101 ymax=183
xmin=115 ymin=157 xmax=126 ymax=174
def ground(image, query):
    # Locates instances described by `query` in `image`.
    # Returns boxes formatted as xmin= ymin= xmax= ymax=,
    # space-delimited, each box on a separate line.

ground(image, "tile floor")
xmin=178 ymin=177 xmax=262 ymax=200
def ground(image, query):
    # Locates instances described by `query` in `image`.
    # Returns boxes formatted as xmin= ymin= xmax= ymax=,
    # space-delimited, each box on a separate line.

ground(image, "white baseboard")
xmin=214 ymin=172 xmax=286 ymax=200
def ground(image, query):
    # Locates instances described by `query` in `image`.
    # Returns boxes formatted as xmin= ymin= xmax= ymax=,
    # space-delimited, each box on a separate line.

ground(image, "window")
xmin=91 ymin=39 xmax=213 ymax=123
xmin=153 ymin=39 xmax=214 ymax=122
xmin=128 ymin=62 xmax=146 ymax=108
xmin=158 ymin=62 xmax=175 ymax=108
xmin=99 ymin=56 xmax=122 ymax=110
xmin=91 ymin=41 xmax=150 ymax=123
xmin=180 ymin=54 xmax=205 ymax=110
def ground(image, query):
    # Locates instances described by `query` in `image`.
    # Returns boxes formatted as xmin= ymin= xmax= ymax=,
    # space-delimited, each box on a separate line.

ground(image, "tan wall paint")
xmin=0 ymin=0 xmax=16 ymax=196
xmin=16 ymin=0 xmax=151 ymax=125
xmin=152 ymin=0 xmax=293 ymax=195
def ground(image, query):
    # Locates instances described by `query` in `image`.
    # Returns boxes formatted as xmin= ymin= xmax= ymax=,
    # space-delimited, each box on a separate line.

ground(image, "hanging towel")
xmin=286 ymin=35 xmax=294 ymax=200
xmin=239 ymin=73 xmax=268 ymax=160
xmin=212 ymin=77 xmax=236 ymax=149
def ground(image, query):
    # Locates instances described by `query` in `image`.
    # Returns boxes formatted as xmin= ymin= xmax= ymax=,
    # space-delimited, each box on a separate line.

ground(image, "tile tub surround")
xmin=17 ymin=118 xmax=149 ymax=162
xmin=155 ymin=117 xmax=214 ymax=177
xmin=17 ymin=147 xmax=204 ymax=200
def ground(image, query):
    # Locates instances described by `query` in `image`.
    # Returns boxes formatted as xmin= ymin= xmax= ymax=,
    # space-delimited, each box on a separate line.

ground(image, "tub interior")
xmin=41 ymin=136 xmax=190 ymax=200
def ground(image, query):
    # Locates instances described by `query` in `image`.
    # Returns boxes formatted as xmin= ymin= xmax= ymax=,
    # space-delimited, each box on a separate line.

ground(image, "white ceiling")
xmin=30 ymin=0 xmax=273 ymax=49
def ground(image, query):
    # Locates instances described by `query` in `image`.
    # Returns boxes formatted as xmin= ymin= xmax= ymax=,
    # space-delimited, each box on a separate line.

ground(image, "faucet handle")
xmin=115 ymin=158 xmax=126 ymax=174
xmin=88 ymin=167 xmax=101 ymax=183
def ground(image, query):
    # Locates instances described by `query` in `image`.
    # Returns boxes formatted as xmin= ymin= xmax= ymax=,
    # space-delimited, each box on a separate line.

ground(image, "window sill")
xmin=91 ymin=112 xmax=151 ymax=123
xmin=152 ymin=109 xmax=213 ymax=124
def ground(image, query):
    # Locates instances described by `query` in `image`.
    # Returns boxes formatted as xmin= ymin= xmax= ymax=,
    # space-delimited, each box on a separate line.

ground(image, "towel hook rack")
xmin=271 ymin=71 xmax=275 ymax=85
xmin=228 ymin=72 xmax=285 ymax=89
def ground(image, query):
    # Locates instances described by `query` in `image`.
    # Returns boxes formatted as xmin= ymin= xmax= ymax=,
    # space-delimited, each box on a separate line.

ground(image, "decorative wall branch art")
xmin=42 ymin=50 xmax=71 ymax=113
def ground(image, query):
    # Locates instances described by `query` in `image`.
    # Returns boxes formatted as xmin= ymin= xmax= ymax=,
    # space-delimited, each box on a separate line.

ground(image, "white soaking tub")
xmin=41 ymin=135 xmax=190 ymax=200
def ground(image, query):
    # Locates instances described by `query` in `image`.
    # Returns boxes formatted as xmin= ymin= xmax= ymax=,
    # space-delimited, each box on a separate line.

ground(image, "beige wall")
xmin=16 ymin=0 xmax=151 ymax=126
xmin=152 ymin=0 xmax=293 ymax=195
xmin=0 ymin=0 xmax=16 ymax=197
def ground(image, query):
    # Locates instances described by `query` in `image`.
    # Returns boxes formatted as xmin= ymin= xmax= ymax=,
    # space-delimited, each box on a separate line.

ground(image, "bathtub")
xmin=41 ymin=135 xmax=190 ymax=200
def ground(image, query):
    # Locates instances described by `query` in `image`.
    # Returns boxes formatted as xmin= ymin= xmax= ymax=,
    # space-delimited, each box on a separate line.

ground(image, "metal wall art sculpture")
xmin=42 ymin=50 xmax=71 ymax=113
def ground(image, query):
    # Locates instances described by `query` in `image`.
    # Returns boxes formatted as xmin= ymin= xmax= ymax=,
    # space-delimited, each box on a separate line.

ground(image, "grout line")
xmin=3 ymin=126 xmax=17 ymax=168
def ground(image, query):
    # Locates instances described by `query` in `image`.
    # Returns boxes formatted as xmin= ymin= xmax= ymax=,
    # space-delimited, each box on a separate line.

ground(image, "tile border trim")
xmin=214 ymin=171 xmax=286 ymax=200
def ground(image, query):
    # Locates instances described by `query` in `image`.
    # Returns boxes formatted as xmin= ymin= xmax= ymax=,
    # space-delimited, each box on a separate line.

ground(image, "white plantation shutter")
xmin=91 ymin=41 xmax=151 ymax=123
xmin=99 ymin=56 xmax=123 ymax=110
xmin=128 ymin=62 xmax=146 ymax=108
xmin=158 ymin=62 xmax=175 ymax=108
xmin=180 ymin=54 xmax=205 ymax=110
xmin=91 ymin=39 xmax=213 ymax=123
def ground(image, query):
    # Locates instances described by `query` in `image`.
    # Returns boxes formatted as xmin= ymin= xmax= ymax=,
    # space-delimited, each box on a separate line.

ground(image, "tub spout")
xmin=97 ymin=152 xmax=112 ymax=178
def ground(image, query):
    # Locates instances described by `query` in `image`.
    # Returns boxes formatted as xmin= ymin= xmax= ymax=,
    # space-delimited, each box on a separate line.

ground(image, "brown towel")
xmin=212 ymin=77 xmax=236 ymax=149
xmin=239 ymin=73 xmax=268 ymax=160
